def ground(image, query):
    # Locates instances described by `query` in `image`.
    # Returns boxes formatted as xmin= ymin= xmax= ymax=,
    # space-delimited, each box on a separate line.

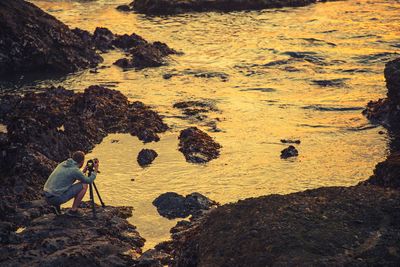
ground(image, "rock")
xmin=178 ymin=127 xmax=221 ymax=163
xmin=362 ymin=152 xmax=400 ymax=189
xmin=0 ymin=85 xmax=168 ymax=224
xmin=128 ymin=0 xmax=328 ymax=15
xmin=138 ymin=249 xmax=173 ymax=266
xmin=113 ymin=33 xmax=147 ymax=51
xmin=280 ymin=139 xmax=301 ymax=144
xmin=0 ymin=204 xmax=145 ymax=266
xmin=114 ymin=42 xmax=178 ymax=69
xmin=153 ymin=192 xmax=217 ymax=219
xmin=137 ymin=149 xmax=158 ymax=167
xmin=116 ymin=4 xmax=134 ymax=11
xmin=280 ymin=145 xmax=299 ymax=159
xmin=0 ymin=0 xmax=102 ymax=78
xmin=170 ymin=186 xmax=400 ymax=266
xmin=385 ymin=57 xmax=400 ymax=102
xmin=93 ymin=27 xmax=115 ymax=52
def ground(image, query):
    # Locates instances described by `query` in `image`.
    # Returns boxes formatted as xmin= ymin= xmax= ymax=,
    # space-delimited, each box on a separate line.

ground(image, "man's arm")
xmin=75 ymin=169 xmax=97 ymax=184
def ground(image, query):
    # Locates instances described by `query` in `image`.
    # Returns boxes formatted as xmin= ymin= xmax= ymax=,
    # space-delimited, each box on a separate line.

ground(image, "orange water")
xmin=24 ymin=0 xmax=400 ymax=249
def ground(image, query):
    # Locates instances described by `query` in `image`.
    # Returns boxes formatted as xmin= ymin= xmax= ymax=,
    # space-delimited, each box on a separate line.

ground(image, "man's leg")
xmin=71 ymin=183 xmax=88 ymax=211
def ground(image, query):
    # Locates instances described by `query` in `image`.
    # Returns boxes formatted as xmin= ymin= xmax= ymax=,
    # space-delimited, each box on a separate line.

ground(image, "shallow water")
xmin=16 ymin=0 xmax=400 ymax=248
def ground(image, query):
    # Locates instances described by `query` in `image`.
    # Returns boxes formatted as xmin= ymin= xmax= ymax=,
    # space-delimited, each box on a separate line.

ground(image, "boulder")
xmin=0 ymin=0 xmax=102 ymax=77
xmin=153 ymin=192 xmax=217 ymax=219
xmin=178 ymin=127 xmax=221 ymax=163
xmin=280 ymin=145 xmax=299 ymax=159
xmin=137 ymin=149 xmax=158 ymax=166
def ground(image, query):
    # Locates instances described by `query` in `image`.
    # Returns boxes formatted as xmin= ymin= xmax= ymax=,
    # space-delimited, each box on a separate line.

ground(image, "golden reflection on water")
xmin=36 ymin=0 xmax=400 ymax=248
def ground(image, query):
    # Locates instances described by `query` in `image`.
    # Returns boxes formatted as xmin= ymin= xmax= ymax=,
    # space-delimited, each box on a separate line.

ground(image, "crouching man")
xmin=43 ymin=151 xmax=99 ymax=217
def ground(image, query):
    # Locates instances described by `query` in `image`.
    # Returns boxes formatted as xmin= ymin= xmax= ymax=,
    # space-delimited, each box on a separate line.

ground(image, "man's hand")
xmin=94 ymin=158 xmax=100 ymax=172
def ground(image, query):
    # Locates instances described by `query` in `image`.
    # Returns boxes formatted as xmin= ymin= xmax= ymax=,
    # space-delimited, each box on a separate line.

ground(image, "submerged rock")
xmin=137 ymin=149 xmax=158 ymax=167
xmin=127 ymin=0 xmax=327 ymax=15
xmin=280 ymin=139 xmax=301 ymax=144
xmin=178 ymin=127 xmax=221 ymax=163
xmin=280 ymin=145 xmax=299 ymax=159
xmin=0 ymin=0 xmax=102 ymax=78
xmin=153 ymin=192 xmax=217 ymax=219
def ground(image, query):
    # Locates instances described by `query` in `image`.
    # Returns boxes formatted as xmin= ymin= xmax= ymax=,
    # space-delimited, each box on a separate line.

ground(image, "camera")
xmin=86 ymin=158 xmax=98 ymax=174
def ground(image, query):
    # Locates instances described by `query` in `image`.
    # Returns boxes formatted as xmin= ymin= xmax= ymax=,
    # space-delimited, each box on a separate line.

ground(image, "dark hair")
xmin=72 ymin=151 xmax=85 ymax=164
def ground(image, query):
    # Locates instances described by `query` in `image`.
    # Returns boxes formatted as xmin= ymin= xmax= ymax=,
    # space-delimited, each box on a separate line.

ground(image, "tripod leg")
xmin=89 ymin=183 xmax=96 ymax=219
xmin=93 ymin=182 xmax=106 ymax=207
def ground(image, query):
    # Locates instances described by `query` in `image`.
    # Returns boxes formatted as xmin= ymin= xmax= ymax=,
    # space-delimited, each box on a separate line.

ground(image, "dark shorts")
xmin=45 ymin=183 xmax=83 ymax=206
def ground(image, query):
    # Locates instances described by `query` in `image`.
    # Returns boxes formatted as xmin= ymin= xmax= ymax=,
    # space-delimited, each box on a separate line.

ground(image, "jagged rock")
xmin=363 ymin=152 xmax=400 ymax=189
xmin=1 ymin=204 xmax=145 ymax=266
xmin=137 ymin=149 xmax=158 ymax=167
xmin=0 ymin=86 xmax=168 ymax=224
xmin=0 ymin=0 xmax=102 ymax=77
xmin=280 ymin=145 xmax=298 ymax=159
xmin=127 ymin=0 xmax=331 ymax=15
xmin=363 ymin=57 xmax=400 ymax=128
xmin=171 ymin=186 xmax=400 ymax=266
xmin=178 ymin=127 xmax=221 ymax=163
xmin=153 ymin=192 xmax=217 ymax=219
xmin=280 ymin=139 xmax=301 ymax=144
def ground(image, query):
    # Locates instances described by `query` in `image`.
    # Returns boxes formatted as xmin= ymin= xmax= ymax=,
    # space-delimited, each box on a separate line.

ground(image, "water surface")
xmin=19 ymin=0 xmax=400 ymax=248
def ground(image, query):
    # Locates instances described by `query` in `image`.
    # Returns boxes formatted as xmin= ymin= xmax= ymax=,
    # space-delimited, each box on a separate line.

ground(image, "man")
xmin=43 ymin=151 xmax=99 ymax=217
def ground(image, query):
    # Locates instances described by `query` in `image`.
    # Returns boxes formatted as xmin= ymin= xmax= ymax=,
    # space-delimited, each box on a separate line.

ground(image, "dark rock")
xmin=114 ymin=42 xmax=178 ymax=69
xmin=0 ymin=0 xmax=102 ymax=78
xmin=116 ymin=4 xmax=134 ymax=11
xmin=171 ymin=186 xmax=400 ymax=266
xmin=93 ymin=27 xmax=115 ymax=52
xmin=137 ymin=149 xmax=158 ymax=167
xmin=113 ymin=33 xmax=147 ymax=51
xmin=138 ymin=249 xmax=173 ymax=266
xmin=1 ymin=204 xmax=145 ymax=266
xmin=362 ymin=152 xmax=400 ymax=189
xmin=128 ymin=0 xmax=330 ymax=15
xmin=153 ymin=192 xmax=217 ymax=219
xmin=178 ymin=127 xmax=221 ymax=163
xmin=280 ymin=145 xmax=298 ymax=159
xmin=280 ymin=139 xmax=301 ymax=144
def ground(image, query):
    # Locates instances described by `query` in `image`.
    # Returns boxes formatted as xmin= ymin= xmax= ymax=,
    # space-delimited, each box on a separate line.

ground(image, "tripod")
xmin=88 ymin=170 xmax=105 ymax=219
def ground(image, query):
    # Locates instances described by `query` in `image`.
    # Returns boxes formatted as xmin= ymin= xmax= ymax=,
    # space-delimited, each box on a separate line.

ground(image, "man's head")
xmin=72 ymin=151 xmax=85 ymax=168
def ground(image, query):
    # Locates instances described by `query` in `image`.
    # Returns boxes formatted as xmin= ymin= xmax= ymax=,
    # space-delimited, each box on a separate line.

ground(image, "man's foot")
xmin=65 ymin=209 xmax=83 ymax=218
xmin=50 ymin=205 xmax=62 ymax=216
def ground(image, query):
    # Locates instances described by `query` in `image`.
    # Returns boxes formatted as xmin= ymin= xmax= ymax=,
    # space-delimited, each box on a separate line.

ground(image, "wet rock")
xmin=116 ymin=4 xmax=134 ymax=11
xmin=363 ymin=152 xmax=400 ymax=189
xmin=363 ymin=58 xmax=400 ymax=128
xmin=280 ymin=139 xmax=301 ymax=144
xmin=114 ymin=42 xmax=178 ymax=69
xmin=128 ymin=0 xmax=327 ymax=15
xmin=312 ymin=78 xmax=349 ymax=87
xmin=178 ymin=127 xmax=221 ymax=163
xmin=280 ymin=145 xmax=298 ymax=159
xmin=171 ymin=186 xmax=400 ymax=266
xmin=1 ymin=204 xmax=145 ymax=266
xmin=113 ymin=33 xmax=147 ymax=51
xmin=138 ymin=249 xmax=173 ymax=266
xmin=0 ymin=0 xmax=102 ymax=78
xmin=137 ymin=149 xmax=158 ymax=167
xmin=0 ymin=85 xmax=168 ymax=224
xmin=93 ymin=27 xmax=115 ymax=52
xmin=153 ymin=192 xmax=217 ymax=219
xmin=164 ymin=69 xmax=229 ymax=81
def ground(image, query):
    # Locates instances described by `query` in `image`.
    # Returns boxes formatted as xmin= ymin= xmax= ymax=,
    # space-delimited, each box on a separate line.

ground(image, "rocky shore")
xmin=0 ymin=0 xmax=178 ymax=79
xmin=119 ymin=0 xmax=336 ymax=15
